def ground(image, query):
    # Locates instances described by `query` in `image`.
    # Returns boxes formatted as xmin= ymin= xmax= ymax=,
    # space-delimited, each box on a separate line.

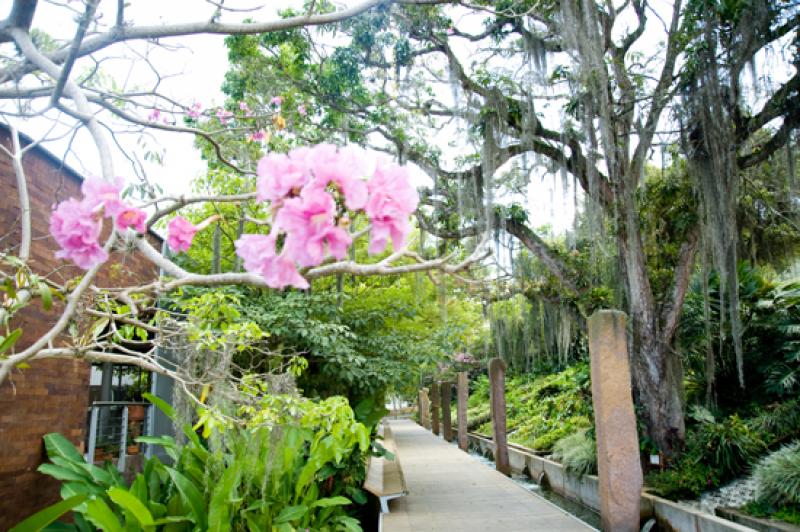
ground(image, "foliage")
xmin=25 ymin=390 xmax=370 ymax=531
xmin=688 ymin=412 xmax=766 ymax=480
xmin=742 ymin=499 xmax=800 ymax=526
xmin=746 ymin=399 xmax=800 ymax=446
xmin=469 ymin=364 xmax=593 ymax=452
xmin=551 ymin=429 xmax=597 ymax=476
xmin=646 ymin=461 xmax=721 ymax=500
xmin=647 ymin=409 xmax=767 ymax=499
xmin=753 ymin=442 xmax=800 ymax=508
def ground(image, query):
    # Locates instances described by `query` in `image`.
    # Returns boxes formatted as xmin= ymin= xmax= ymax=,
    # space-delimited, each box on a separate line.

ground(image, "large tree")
xmin=222 ymin=0 xmax=800 ymax=455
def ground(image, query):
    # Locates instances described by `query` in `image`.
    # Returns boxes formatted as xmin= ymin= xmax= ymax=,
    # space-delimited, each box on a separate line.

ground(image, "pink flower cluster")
xmin=236 ymin=143 xmax=419 ymax=289
xmin=50 ymin=178 xmax=147 ymax=270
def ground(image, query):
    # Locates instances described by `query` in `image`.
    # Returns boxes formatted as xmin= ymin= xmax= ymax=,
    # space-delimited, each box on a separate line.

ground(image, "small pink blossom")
xmin=276 ymin=187 xmax=352 ymax=266
xmin=365 ymin=160 xmax=419 ymax=254
xmin=115 ymin=206 xmax=147 ymax=233
xmin=148 ymin=108 xmax=161 ymax=122
xmin=256 ymin=150 xmax=310 ymax=203
xmin=188 ymin=102 xmax=202 ymax=119
xmin=167 ymin=216 xmax=198 ymax=253
xmin=249 ymin=129 xmax=267 ymax=142
xmin=297 ymin=104 xmax=307 ymax=116
xmin=50 ymin=198 xmax=108 ymax=269
xmin=216 ymin=108 xmax=234 ymax=125
xmin=234 ymin=234 xmax=309 ymax=289
xmin=270 ymin=96 xmax=283 ymax=106
xmin=454 ymin=352 xmax=475 ymax=364
xmin=305 ymin=144 xmax=369 ymax=210
xmin=81 ymin=177 xmax=125 ymax=217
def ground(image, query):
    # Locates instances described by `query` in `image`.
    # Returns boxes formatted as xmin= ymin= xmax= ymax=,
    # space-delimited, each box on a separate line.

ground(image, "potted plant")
xmin=127 ymin=404 xmax=145 ymax=422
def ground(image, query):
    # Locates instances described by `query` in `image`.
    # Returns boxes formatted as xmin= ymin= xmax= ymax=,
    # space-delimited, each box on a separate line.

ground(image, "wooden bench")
xmin=363 ymin=422 xmax=408 ymax=514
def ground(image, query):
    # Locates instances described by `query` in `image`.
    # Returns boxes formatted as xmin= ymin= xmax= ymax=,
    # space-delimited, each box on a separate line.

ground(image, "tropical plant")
xmin=20 ymin=391 xmax=370 ymax=531
xmin=753 ymin=442 xmax=800 ymax=508
xmin=551 ymin=429 xmax=597 ymax=477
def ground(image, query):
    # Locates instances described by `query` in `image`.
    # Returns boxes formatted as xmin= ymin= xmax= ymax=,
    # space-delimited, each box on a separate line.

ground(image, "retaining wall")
xmin=466 ymin=432 xmax=756 ymax=532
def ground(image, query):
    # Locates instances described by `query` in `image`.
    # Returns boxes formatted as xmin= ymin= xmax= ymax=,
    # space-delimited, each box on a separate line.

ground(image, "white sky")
xmin=5 ymin=0 xmax=757 ymax=238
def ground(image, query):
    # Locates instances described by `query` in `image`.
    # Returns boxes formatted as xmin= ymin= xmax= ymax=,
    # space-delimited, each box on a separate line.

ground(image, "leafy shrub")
xmin=646 ymin=460 xmax=721 ymax=500
xmin=747 ymin=399 xmax=800 ymax=445
xmin=551 ymin=429 xmax=597 ymax=476
xmin=19 ymin=392 xmax=369 ymax=531
xmin=753 ymin=442 xmax=800 ymax=507
xmin=689 ymin=413 xmax=766 ymax=480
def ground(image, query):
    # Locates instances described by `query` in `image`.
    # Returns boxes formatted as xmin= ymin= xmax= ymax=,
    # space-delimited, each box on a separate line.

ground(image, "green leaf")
xmin=84 ymin=498 xmax=123 ymax=532
xmin=208 ymin=462 xmax=242 ymax=532
xmin=0 ymin=328 xmax=22 ymax=354
xmin=142 ymin=393 xmax=175 ymax=421
xmin=38 ymin=463 xmax=90 ymax=484
xmin=9 ymin=494 xmax=88 ymax=532
xmin=39 ymin=282 xmax=53 ymax=311
xmin=107 ymin=487 xmax=155 ymax=529
xmin=43 ymin=433 xmax=85 ymax=464
xmin=311 ymin=496 xmax=351 ymax=508
xmin=164 ymin=467 xmax=207 ymax=529
xmin=274 ymin=505 xmax=308 ymax=524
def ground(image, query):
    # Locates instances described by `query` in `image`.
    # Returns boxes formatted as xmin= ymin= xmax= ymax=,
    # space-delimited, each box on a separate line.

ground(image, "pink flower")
xmin=50 ymin=198 xmax=108 ymax=269
xmin=297 ymin=104 xmax=307 ymax=116
xmin=454 ymin=352 xmax=475 ymax=363
xmin=270 ymin=96 xmax=283 ymax=106
xmin=216 ymin=108 xmax=233 ymax=125
xmin=276 ymin=187 xmax=352 ymax=266
xmin=148 ymin=108 xmax=161 ymax=122
xmin=188 ymin=102 xmax=202 ymax=119
xmin=234 ymin=234 xmax=309 ymax=289
xmin=305 ymin=144 xmax=369 ymax=210
xmin=365 ymin=160 xmax=419 ymax=254
xmin=249 ymin=129 xmax=267 ymax=142
xmin=115 ymin=206 xmax=147 ymax=233
xmin=167 ymin=216 xmax=198 ymax=253
xmin=239 ymin=101 xmax=249 ymax=111
xmin=81 ymin=177 xmax=125 ymax=217
xmin=255 ymin=150 xmax=310 ymax=203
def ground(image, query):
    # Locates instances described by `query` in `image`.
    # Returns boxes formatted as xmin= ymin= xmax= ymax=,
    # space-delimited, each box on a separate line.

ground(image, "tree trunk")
xmin=629 ymin=332 xmax=686 ymax=458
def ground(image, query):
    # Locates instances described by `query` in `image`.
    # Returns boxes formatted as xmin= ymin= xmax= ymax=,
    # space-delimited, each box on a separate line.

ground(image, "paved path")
xmin=382 ymin=420 xmax=595 ymax=532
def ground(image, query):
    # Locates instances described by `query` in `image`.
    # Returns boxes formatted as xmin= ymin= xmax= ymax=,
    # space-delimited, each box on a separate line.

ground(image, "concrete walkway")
xmin=382 ymin=420 xmax=595 ymax=531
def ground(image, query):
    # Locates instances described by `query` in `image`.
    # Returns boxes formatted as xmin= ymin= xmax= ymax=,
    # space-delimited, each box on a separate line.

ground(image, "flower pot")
xmin=127 ymin=404 xmax=145 ymax=421
xmin=127 ymin=444 xmax=140 ymax=455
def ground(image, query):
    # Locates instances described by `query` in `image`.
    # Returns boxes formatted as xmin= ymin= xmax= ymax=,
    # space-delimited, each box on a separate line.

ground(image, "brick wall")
xmin=0 ymin=127 xmax=161 ymax=528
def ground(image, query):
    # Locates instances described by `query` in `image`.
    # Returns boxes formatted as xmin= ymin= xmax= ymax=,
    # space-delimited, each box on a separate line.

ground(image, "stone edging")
xmin=466 ymin=432 xmax=756 ymax=532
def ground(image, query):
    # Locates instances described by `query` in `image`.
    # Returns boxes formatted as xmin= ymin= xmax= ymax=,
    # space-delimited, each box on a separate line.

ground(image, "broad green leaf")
xmin=142 ymin=393 xmax=174 ymax=421
xmin=311 ymin=496 xmax=351 ymax=508
xmin=107 ymin=487 xmax=155 ymax=529
xmin=274 ymin=505 xmax=308 ymax=524
xmin=43 ymin=434 xmax=85 ymax=464
xmin=84 ymin=498 xmax=123 ymax=532
xmin=38 ymin=463 xmax=90 ymax=483
xmin=9 ymin=494 xmax=87 ymax=532
xmin=208 ymin=462 xmax=242 ymax=532
xmin=164 ymin=467 xmax=206 ymax=529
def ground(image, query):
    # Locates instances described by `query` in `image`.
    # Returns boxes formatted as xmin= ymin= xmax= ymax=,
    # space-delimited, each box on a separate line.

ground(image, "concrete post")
xmin=441 ymin=380 xmax=453 ymax=442
xmin=488 ymin=358 xmax=510 ymax=476
xmin=457 ymin=372 xmax=469 ymax=451
xmin=431 ymin=381 xmax=440 ymax=435
xmin=418 ymin=388 xmax=431 ymax=429
xmin=588 ymin=310 xmax=643 ymax=532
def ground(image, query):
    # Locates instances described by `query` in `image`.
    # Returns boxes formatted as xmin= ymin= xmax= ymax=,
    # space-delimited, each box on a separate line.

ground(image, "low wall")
xmin=466 ymin=432 xmax=755 ymax=532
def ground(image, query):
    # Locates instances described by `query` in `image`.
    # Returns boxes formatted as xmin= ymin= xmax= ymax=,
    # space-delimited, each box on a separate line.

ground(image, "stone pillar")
xmin=441 ymin=381 xmax=453 ymax=442
xmin=430 ymin=381 xmax=440 ymax=435
xmin=488 ymin=358 xmax=510 ymax=476
xmin=588 ymin=310 xmax=643 ymax=532
xmin=457 ymin=372 xmax=469 ymax=451
xmin=418 ymin=388 xmax=431 ymax=429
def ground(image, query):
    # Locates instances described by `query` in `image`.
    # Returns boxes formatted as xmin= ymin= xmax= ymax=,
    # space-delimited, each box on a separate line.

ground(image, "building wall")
xmin=0 ymin=127 xmax=161 ymax=528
